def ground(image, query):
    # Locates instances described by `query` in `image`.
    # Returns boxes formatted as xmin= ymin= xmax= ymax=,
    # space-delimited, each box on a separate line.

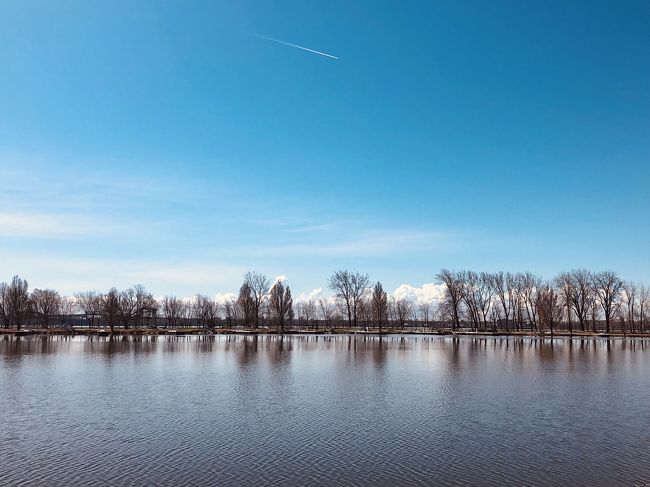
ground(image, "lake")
xmin=1 ymin=334 xmax=649 ymax=486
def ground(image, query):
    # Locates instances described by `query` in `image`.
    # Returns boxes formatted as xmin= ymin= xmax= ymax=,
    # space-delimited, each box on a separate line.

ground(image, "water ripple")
xmin=1 ymin=335 xmax=649 ymax=486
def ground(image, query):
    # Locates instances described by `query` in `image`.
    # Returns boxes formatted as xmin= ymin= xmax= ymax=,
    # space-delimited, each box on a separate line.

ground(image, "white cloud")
xmin=392 ymin=283 xmax=445 ymax=305
xmin=214 ymin=292 xmax=237 ymax=303
xmin=296 ymin=287 xmax=323 ymax=303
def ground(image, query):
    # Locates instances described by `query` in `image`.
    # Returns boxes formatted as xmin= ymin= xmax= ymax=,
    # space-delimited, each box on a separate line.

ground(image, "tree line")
xmin=0 ymin=269 xmax=647 ymax=334
xmin=435 ymin=269 xmax=647 ymax=334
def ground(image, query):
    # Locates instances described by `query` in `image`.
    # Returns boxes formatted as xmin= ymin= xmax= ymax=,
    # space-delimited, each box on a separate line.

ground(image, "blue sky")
xmin=1 ymin=0 xmax=649 ymax=297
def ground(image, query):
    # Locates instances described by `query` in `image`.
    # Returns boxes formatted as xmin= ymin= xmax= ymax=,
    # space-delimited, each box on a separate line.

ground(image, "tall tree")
xmin=269 ymin=280 xmax=293 ymax=332
xmin=223 ymin=297 xmax=237 ymax=328
xmin=328 ymin=270 xmax=370 ymax=329
xmin=639 ymin=285 xmax=649 ymax=333
xmin=0 ymin=281 xmax=8 ymax=328
xmin=554 ymin=272 xmax=574 ymax=335
xmin=395 ymin=298 xmax=411 ymax=329
xmin=461 ymin=271 xmax=492 ymax=331
xmin=118 ymin=284 xmax=155 ymax=329
xmin=491 ymin=271 xmax=514 ymax=331
xmin=519 ymin=272 xmax=542 ymax=331
xmin=593 ymin=271 xmax=623 ymax=334
xmin=160 ymin=296 xmax=184 ymax=328
xmin=622 ymin=281 xmax=637 ymax=333
xmin=302 ymin=299 xmax=316 ymax=329
xmin=237 ymin=282 xmax=256 ymax=327
xmin=437 ymin=269 xmax=464 ymax=330
xmin=193 ymin=294 xmax=220 ymax=329
xmin=356 ymin=296 xmax=372 ymax=329
xmin=75 ymin=291 xmax=103 ymax=328
xmin=243 ymin=271 xmax=271 ymax=329
xmin=536 ymin=283 xmax=562 ymax=336
xmin=101 ymin=288 xmax=120 ymax=332
xmin=371 ymin=282 xmax=388 ymax=333
xmin=58 ymin=296 xmax=77 ymax=327
xmin=477 ymin=272 xmax=494 ymax=330
xmin=6 ymin=276 xmax=31 ymax=330
xmin=567 ymin=269 xmax=593 ymax=332
xmin=318 ymin=298 xmax=335 ymax=330
xmin=418 ymin=302 xmax=432 ymax=329
xmin=31 ymin=288 xmax=62 ymax=328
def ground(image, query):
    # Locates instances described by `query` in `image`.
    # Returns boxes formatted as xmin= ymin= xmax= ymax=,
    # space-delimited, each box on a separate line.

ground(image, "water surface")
xmin=1 ymin=335 xmax=649 ymax=486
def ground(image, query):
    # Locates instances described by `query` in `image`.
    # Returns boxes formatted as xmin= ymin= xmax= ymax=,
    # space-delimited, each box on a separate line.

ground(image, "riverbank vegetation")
xmin=0 ymin=269 xmax=647 ymax=336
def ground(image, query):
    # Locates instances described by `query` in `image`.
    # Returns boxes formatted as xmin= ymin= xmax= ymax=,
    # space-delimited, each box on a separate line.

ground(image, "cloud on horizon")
xmin=393 ymin=283 xmax=445 ymax=305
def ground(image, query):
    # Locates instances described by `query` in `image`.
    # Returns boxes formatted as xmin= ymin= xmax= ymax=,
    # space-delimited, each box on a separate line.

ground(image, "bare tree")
xmin=566 ymin=269 xmax=593 ymax=332
xmin=519 ymin=272 xmax=542 ymax=331
xmin=193 ymin=294 xmax=220 ymax=329
xmin=236 ymin=282 xmax=256 ymax=326
xmin=0 ymin=281 xmax=8 ymax=328
xmin=622 ymin=281 xmax=637 ymax=333
xmin=491 ymin=272 xmax=514 ymax=331
xmin=418 ymin=302 xmax=432 ymax=329
xmin=223 ymin=297 xmax=237 ymax=328
xmin=76 ymin=291 xmax=102 ymax=328
xmin=371 ymin=282 xmax=388 ymax=333
xmin=461 ymin=272 xmax=479 ymax=329
xmin=510 ymin=276 xmax=525 ymax=331
xmin=5 ymin=276 xmax=31 ymax=329
xmin=437 ymin=269 xmax=464 ymax=330
xmin=318 ymin=298 xmax=335 ymax=330
xmin=477 ymin=272 xmax=494 ymax=329
xmin=3 ymin=267 xmax=648 ymax=335
xmin=536 ymin=283 xmax=563 ymax=335
xmin=269 ymin=280 xmax=293 ymax=332
xmin=328 ymin=270 xmax=370 ymax=329
xmin=303 ymin=299 xmax=316 ymax=329
xmin=118 ymin=284 xmax=155 ymax=329
xmin=101 ymin=288 xmax=120 ymax=332
xmin=639 ymin=285 xmax=648 ymax=333
xmin=588 ymin=294 xmax=599 ymax=333
xmin=331 ymin=298 xmax=345 ymax=327
xmin=554 ymin=272 xmax=574 ymax=335
xmin=489 ymin=304 xmax=501 ymax=331
xmin=58 ymin=296 xmax=77 ymax=326
xmin=357 ymin=296 xmax=372 ymax=329
xmin=593 ymin=271 xmax=623 ymax=334
xmin=118 ymin=287 xmax=137 ymax=329
xmin=160 ymin=296 xmax=184 ymax=328
xmin=293 ymin=302 xmax=304 ymax=327
xmin=395 ymin=298 xmax=411 ymax=329
xmin=387 ymin=296 xmax=397 ymax=328
xmin=31 ymin=288 xmax=62 ymax=328
xmin=243 ymin=271 xmax=271 ymax=329
xmin=461 ymin=271 xmax=492 ymax=331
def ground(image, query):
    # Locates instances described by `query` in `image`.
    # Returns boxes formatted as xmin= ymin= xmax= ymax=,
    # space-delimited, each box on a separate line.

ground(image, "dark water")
xmin=1 ymin=335 xmax=649 ymax=487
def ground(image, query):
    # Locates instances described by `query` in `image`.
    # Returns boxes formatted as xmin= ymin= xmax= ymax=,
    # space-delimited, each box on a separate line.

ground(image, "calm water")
xmin=1 ymin=335 xmax=649 ymax=487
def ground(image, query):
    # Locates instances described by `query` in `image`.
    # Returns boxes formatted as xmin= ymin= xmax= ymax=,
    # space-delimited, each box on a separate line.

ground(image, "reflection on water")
xmin=4 ymin=333 xmax=649 ymax=356
xmin=1 ymin=335 xmax=649 ymax=486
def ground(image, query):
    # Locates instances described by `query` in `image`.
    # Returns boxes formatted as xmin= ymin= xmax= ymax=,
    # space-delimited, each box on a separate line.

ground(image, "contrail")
xmin=255 ymin=34 xmax=338 ymax=60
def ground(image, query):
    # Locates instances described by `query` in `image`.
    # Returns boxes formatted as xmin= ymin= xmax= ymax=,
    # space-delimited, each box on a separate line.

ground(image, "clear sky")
xmin=1 ymin=0 xmax=648 ymax=298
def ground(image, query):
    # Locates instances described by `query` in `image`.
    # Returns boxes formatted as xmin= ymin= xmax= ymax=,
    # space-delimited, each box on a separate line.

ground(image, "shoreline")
xmin=2 ymin=328 xmax=650 ymax=339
